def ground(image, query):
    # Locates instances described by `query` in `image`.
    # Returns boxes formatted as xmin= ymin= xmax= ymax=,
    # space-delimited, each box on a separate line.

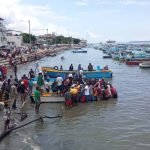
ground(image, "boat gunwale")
xmin=42 ymin=67 xmax=112 ymax=73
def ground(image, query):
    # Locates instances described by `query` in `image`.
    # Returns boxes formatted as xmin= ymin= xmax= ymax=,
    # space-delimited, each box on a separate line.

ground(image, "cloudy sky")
xmin=0 ymin=0 xmax=150 ymax=42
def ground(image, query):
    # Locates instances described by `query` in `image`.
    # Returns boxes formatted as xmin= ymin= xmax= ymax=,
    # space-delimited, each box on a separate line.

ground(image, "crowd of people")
xmin=0 ymin=65 xmax=117 ymax=131
xmin=51 ymin=73 xmax=118 ymax=108
xmin=0 ymin=69 xmax=36 ymax=130
xmin=0 ymin=47 xmax=32 ymax=59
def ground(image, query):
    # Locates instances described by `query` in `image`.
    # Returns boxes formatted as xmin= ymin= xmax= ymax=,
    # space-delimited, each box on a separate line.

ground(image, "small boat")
xmin=41 ymin=67 xmax=113 ymax=79
xmin=126 ymin=59 xmax=150 ymax=65
xmin=139 ymin=61 xmax=150 ymax=68
xmin=74 ymin=47 xmax=82 ymax=49
xmin=48 ymin=53 xmax=57 ymax=57
xmin=72 ymin=50 xmax=87 ymax=53
xmin=61 ymin=56 xmax=65 ymax=60
xmin=103 ymin=55 xmax=112 ymax=59
xmin=126 ymin=60 xmax=143 ymax=65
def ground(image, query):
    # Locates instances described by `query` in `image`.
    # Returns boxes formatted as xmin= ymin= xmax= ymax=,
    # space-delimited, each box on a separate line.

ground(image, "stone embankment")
xmin=0 ymin=45 xmax=80 ymax=67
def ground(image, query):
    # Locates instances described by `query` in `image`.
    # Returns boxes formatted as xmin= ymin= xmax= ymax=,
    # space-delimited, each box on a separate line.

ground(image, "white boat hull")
xmin=139 ymin=62 xmax=150 ymax=68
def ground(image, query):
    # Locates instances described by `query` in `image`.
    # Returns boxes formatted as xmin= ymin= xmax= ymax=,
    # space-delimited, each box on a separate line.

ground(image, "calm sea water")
xmin=1 ymin=48 xmax=150 ymax=150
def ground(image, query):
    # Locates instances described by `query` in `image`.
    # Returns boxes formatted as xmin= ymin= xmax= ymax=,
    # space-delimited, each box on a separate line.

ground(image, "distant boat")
xmin=103 ymin=55 xmax=112 ymax=59
xmin=126 ymin=60 xmax=143 ymax=65
xmin=72 ymin=50 xmax=87 ymax=53
xmin=106 ymin=40 xmax=116 ymax=44
xmin=61 ymin=56 xmax=65 ymax=60
xmin=48 ymin=53 xmax=57 ymax=57
xmin=126 ymin=59 xmax=150 ymax=65
xmin=139 ymin=61 xmax=150 ymax=68
xmin=74 ymin=47 xmax=82 ymax=49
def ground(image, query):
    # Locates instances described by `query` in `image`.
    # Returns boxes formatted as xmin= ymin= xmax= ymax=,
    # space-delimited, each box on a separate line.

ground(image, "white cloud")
xmin=96 ymin=0 xmax=114 ymax=4
xmin=98 ymin=9 xmax=121 ymax=15
xmin=77 ymin=11 xmax=89 ymax=15
xmin=85 ymin=30 xmax=99 ymax=38
xmin=122 ymin=0 xmax=150 ymax=5
xmin=45 ymin=24 xmax=81 ymax=39
xmin=76 ymin=2 xmax=87 ymax=6
xmin=0 ymin=0 xmax=80 ymax=39
xmin=26 ymin=5 xmax=53 ymax=16
xmin=75 ymin=0 xmax=88 ymax=6
xmin=96 ymin=0 xmax=150 ymax=6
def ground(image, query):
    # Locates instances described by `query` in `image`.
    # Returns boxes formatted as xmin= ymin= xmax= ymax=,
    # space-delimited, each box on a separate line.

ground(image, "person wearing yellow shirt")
xmin=70 ymin=86 xmax=78 ymax=105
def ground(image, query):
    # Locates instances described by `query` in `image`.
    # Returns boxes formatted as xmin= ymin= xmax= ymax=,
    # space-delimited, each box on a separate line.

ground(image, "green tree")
xmin=73 ymin=38 xmax=81 ymax=44
xmin=51 ymin=36 xmax=81 ymax=44
xmin=22 ymin=33 xmax=36 ymax=43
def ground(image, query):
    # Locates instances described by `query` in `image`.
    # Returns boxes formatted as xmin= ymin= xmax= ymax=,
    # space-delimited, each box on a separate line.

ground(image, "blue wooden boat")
xmin=41 ymin=67 xmax=113 ymax=79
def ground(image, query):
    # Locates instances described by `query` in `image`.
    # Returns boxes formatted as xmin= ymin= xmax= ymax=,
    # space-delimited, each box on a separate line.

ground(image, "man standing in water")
xmin=37 ymin=72 xmax=44 ymax=95
xmin=34 ymin=86 xmax=41 ymax=113
xmin=35 ymin=62 xmax=39 ymax=74
xmin=56 ymin=74 xmax=63 ymax=96
xmin=10 ymin=82 xmax=18 ymax=109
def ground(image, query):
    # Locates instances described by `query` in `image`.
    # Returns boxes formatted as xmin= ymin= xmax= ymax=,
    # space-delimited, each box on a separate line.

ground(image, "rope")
xmin=11 ymin=114 xmax=62 ymax=131
xmin=0 ymin=113 xmax=63 ymax=142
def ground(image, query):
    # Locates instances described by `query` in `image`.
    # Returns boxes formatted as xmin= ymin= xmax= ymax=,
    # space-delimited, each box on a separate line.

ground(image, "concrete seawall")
xmin=0 ymin=45 xmax=81 ymax=67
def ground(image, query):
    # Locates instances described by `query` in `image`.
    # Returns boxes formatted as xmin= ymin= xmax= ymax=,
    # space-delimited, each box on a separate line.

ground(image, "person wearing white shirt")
xmin=56 ymin=75 xmax=63 ymax=95
xmin=84 ymin=83 xmax=90 ymax=102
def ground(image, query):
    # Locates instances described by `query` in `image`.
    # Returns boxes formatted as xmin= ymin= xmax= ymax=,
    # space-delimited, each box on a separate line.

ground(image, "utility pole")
xmin=28 ymin=20 xmax=31 ymax=48
xmin=46 ymin=29 xmax=48 ymax=45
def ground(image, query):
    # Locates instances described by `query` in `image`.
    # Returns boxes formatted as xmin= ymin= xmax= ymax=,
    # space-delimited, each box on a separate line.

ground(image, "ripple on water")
xmin=2 ymin=48 xmax=150 ymax=150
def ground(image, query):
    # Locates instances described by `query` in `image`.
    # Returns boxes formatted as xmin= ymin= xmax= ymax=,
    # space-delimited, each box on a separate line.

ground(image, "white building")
xmin=6 ymin=33 xmax=23 ymax=47
xmin=0 ymin=18 xmax=7 ymax=47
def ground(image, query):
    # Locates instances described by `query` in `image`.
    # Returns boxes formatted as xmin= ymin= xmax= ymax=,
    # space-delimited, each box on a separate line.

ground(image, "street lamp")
xmin=42 ymin=28 xmax=49 ymax=45
xmin=20 ymin=19 xmax=31 ymax=48
xmin=42 ymin=28 xmax=48 ymax=35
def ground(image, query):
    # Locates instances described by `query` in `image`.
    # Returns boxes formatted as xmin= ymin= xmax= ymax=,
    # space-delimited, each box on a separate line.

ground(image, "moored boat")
xmin=139 ymin=61 xmax=150 ymax=68
xmin=48 ymin=53 xmax=57 ymax=57
xmin=61 ymin=56 xmax=65 ymax=60
xmin=41 ymin=67 xmax=113 ymax=79
xmin=126 ymin=60 xmax=144 ymax=65
xmin=103 ymin=55 xmax=112 ymax=59
xmin=72 ymin=50 xmax=87 ymax=53
xmin=126 ymin=59 xmax=150 ymax=65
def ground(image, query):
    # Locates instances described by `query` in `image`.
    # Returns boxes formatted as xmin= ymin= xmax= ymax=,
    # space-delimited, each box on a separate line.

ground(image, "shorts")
xmin=57 ymin=85 xmax=62 ymax=92
xmin=35 ymin=101 xmax=40 ymax=106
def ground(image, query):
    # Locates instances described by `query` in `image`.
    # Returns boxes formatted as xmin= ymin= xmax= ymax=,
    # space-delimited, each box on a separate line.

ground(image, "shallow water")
xmin=1 ymin=48 xmax=150 ymax=150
